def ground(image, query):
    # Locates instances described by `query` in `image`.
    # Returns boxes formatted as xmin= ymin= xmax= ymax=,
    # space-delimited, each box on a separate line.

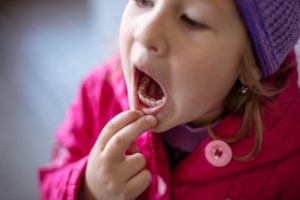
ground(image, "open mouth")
xmin=135 ymin=67 xmax=166 ymax=114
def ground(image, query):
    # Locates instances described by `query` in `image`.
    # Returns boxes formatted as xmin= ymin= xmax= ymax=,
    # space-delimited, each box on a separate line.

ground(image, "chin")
xmin=149 ymin=125 xmax=168 ymax=133
xmin=149 ymin=115 xmax=178 ymax=133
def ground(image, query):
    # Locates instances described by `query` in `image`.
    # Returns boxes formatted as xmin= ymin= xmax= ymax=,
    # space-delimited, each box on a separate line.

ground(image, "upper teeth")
xmin=138 ymin=76 xmax=164 ymax=107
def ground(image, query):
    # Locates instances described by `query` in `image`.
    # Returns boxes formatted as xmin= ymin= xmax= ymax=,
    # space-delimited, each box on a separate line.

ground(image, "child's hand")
xmin=82 ymin=110 xmax=157 ymax=200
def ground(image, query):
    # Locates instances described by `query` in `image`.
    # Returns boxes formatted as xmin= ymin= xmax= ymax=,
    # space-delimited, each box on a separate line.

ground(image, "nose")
xmin=133 ymin=12 xmax=168 ymax=56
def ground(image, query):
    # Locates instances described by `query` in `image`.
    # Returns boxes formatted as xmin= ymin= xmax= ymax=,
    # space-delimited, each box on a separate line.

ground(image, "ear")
xmin=238 ymin=70 xmax=247 ymax=86
xmin=238 ymin=64 xmax=262 ymax=87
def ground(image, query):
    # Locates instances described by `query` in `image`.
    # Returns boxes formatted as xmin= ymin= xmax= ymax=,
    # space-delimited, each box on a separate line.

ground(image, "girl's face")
xmin=119 ymin=0 xmax=247 ymax=132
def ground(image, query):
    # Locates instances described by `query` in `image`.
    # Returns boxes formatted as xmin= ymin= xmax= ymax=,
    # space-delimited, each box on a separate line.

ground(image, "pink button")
xmin=205 ymin=140 xmax=232 ymax=167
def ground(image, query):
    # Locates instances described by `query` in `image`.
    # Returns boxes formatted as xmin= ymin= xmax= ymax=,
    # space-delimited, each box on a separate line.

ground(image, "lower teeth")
xmin=138 ymin=92 xmax=163 ymax=107
xmin=138 ymin=76 xmax=164 ymax=108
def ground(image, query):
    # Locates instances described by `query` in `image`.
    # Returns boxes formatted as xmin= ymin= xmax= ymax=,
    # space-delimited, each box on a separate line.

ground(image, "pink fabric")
xmin=39 ymin=52 xmax=300 ymax=199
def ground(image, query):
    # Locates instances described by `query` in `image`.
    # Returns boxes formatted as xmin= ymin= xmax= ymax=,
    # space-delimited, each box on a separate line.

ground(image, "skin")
xmin=120 ymin=0 xmax=248 ymax=132
xmin=82 ymin=0 xmax=248 ymax=199
xmin=83 ymin=110 xmax=157 ymax=200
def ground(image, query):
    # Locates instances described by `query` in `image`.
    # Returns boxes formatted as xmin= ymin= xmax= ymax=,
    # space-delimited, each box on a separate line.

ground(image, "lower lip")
xmin=139 ymin=99 xmax=166 ymax=115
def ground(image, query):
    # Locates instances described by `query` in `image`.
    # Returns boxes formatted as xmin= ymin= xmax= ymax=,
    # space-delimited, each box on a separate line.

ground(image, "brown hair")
xmin=209 ymin=40 xmax=292 ymax=162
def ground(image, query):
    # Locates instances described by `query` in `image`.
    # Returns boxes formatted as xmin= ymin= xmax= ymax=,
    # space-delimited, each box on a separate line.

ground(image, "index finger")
xmin=104 ymin=115 xmax=157 ymax=160
xmin=95 ymin=110 xmax=143 ymax=151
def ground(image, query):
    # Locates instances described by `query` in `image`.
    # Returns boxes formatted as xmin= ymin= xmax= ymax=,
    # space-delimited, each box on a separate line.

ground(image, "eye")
xmin=181 ymin=15 xmax=206 ymax=29
xmin=133 ymin=0 xmax=154 ymax=8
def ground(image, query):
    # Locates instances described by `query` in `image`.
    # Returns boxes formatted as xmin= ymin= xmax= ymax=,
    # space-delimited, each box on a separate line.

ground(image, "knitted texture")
xmin=236 ymin=0 xmax=300 ymax=78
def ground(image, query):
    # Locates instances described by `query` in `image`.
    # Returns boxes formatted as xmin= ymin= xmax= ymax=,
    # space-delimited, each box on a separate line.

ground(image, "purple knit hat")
xmin=235 ymin=0 xmax=300 ymax=78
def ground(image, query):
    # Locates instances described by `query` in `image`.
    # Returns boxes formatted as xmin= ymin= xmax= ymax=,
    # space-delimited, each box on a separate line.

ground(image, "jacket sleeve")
xmin=38 ymin=64 xmax=122 ymax=200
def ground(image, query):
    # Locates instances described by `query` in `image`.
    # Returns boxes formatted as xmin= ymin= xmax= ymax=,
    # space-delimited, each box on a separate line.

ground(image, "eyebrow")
xmin=186 ymin=0 xmax=225 ymax=18
xmin=185 ymin=0 xmax=226 ymax=23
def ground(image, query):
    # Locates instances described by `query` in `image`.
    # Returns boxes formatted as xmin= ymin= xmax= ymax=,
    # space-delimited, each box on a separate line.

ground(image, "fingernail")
xmin=145 ymin=115 xmax=157 ymax=125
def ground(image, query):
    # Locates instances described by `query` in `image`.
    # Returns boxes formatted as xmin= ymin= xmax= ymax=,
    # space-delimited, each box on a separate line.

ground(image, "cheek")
xmin=171 ymin=63 xmax=237 ymax=110
xmin=119 ymin=27 xmax=133 ymax=81
xmin=119 ymin=30 xmax=130 ymax=56
xmin=119 ymin=16 xmax=133 ymax=54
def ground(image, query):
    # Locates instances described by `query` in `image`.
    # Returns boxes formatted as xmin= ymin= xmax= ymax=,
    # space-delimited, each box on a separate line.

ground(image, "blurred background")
xmin=0 ymin=0 xmax=126 ymax=199
xmin=0 ymin=0 xmax=299 ymax=199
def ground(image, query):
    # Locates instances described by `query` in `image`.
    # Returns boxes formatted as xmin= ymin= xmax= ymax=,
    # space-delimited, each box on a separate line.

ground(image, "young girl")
xmin=39 ymin=0 xmax=300 ymax=199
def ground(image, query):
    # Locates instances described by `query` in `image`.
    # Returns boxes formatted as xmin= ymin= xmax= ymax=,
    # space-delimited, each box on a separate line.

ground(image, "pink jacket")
xmin=39 ymin=52 xmax=300 ymax=200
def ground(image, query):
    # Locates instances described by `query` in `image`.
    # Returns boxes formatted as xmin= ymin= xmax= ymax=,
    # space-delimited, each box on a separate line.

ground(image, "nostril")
xmin=148 ymin=43 xmax=167 ymax=56
xmin=149 ymin=46 xmax=158 ymax=52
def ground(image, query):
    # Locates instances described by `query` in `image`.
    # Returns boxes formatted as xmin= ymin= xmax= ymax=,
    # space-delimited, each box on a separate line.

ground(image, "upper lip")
xmin=135 ymin=64 xmax=159 ymax=85
xmin=134 ymin=63 xmax=150 ymax=78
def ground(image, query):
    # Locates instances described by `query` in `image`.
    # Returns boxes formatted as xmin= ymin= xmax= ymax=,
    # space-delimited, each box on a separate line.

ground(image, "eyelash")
xmin=181 ymin=15 xmax=206 ymax=29
xmin=133 ymin=0 xmax=153 ymax=8
xmin=132 ymin=0 xmax=206 ymax=29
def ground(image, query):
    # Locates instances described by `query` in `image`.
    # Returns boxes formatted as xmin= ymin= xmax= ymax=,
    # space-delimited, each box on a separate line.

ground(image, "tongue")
xmin=141 ymin=74 xmax=164 ymax=100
